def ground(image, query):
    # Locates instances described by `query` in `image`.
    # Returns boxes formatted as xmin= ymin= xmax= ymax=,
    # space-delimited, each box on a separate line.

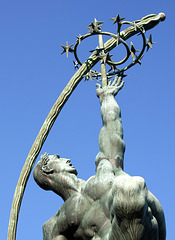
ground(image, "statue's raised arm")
xmin=95 ymin=77 xmax=125 ymax=170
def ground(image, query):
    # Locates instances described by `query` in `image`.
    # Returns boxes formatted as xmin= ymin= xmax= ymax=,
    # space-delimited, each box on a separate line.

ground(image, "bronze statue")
xmin=8 ymin=12 xmax=166 ymax=240
xmin=33 ymin=77 xmax=166 ymax=240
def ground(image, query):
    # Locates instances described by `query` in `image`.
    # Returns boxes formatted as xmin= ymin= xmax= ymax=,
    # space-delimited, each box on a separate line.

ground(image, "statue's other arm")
xmin=147 ymin=191 xmax=166 ymax=240
xmin=95 ymin=77 xmax=125 ymax=170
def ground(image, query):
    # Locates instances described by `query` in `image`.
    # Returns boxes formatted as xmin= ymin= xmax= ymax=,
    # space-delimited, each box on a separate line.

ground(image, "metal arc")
xmin=74 ymin=31 xmax=130 ymax=67
xmin=121 ymin=21 xmax=147 ymax=71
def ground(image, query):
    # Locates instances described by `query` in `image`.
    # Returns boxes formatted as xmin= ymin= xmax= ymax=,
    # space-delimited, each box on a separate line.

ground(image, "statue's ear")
xmin=42 ymin=165 xmax=54 ymax=174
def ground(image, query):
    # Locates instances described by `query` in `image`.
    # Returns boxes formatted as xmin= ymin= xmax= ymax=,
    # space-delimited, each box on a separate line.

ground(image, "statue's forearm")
xmin=98 ymin=94 xmax=125 ymax=168
xmin=100 ymin=95 xmax=121 ymax=127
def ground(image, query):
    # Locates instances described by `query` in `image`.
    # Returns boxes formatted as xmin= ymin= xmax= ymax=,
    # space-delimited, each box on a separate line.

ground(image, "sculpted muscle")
xmin=33 ymin=78 xmax=166 ymax=240
xmin=95 ymin=77 xmax=125 ymax=169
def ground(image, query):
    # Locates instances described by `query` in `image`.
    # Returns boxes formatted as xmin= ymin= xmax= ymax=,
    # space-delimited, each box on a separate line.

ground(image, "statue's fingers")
xmin=112 ymin=75 xmax=119 ymax=85
xmin=116 ymin=76 xmax=122 ymax=86
xmin=118 ymin=80 xmax=125 ymax=90
xmin=108 ymin=80 xmax=112 ymax=86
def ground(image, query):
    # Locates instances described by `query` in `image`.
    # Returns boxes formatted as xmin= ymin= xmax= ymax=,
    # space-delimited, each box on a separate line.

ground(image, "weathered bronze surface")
xmin=8 ymin=12 xmax=166 ymax=240
xmin=34 ymin=78 xmax=166 ymax=239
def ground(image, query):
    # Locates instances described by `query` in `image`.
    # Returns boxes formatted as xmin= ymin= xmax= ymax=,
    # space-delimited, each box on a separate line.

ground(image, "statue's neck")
xmin=52 ymin=173 xmax=83 ymax=201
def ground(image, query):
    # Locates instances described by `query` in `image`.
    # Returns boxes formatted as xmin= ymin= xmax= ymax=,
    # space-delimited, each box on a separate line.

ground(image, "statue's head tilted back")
xmin=33 ymin=153 xmax=78 ymax=191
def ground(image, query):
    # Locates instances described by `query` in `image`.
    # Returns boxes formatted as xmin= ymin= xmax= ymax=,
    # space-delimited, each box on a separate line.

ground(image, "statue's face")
xmin=33 ymin=153 xmax=78 ymax=191
xmin=47 ymin=154 xmax=77 ymax=175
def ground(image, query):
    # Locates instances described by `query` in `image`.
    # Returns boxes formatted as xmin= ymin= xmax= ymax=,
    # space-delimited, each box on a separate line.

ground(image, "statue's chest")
xmin=79 ymin=202 xmax=111 ymax=240
xmin=82 ymin=176 xmax=113 ymax=201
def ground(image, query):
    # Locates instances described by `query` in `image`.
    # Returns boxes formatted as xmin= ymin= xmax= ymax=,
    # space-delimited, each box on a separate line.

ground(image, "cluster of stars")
xmin=60 ymin=14 xmax=156 ymax=81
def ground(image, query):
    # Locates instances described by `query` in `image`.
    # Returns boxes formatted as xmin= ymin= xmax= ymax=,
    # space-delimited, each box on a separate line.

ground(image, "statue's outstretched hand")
xmin=96 ymin=76 xmax=124 ymax=99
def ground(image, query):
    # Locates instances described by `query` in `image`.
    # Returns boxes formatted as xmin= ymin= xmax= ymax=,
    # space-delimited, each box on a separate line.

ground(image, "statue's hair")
xmin=33 ymin=153 xmax=62 ymax=190
xmin=33 ymin=153 xmax=52 ymax=190
xmin=40 ymin=152 xmax=50 ymax=165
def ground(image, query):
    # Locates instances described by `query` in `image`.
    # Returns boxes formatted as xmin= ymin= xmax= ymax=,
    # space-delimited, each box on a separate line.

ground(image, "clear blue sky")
xmin=1 ymin=1 xmax=174 ymax=239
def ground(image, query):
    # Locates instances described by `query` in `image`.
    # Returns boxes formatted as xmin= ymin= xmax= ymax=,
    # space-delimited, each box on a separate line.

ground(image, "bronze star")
xmin=87 ymin=18 xmax=103 ymax=33
xmin=130 ymin=42 xmax=140 ymax=61
xmin=146 ymin=34 xmax=156 ymax=51
xmin=89 ymin=47 xmax=104 ymax=55
xmin=73 ymin=61 xmax=79 ymax=70
xmin=61 ymin=41 xmax=74 ymax=58
xmin=98 ymin=51 xmax=109 ymax=64
xmin=110 ymin=14 xmax=125 ymax=25
xmin=84 ymin=70 xmax=99 ymax=81
xmin=76 ymin=34 xmax=82 ymax=45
